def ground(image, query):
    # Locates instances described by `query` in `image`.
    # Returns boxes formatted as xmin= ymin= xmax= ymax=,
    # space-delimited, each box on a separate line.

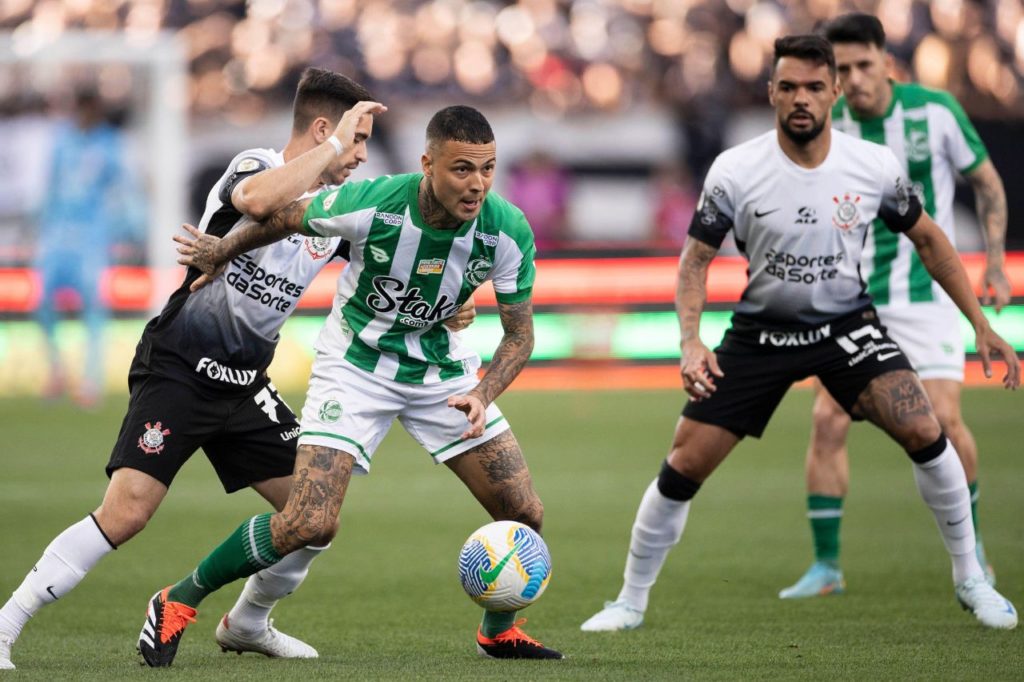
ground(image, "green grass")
xmin=0 ymin=388 xmax=1021 ymax=680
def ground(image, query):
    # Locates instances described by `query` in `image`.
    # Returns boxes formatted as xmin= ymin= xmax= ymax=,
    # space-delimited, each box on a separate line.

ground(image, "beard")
xmin=779 ymin=111 xmax=827 ymax=145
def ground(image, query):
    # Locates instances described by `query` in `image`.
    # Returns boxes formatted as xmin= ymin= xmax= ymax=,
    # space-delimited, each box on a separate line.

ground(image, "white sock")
xmin=225 ymin=544 xmax=328 ymax=634
xmin=616 ymin=480 xmax=690 ymax=613
xmin=912 ymin=443 xmax=984 ymax=584
xmin=0 ymin=515 xmax=115 ymax=641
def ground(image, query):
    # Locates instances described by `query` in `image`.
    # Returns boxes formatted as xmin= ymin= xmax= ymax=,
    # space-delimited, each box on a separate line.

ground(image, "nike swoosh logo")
xmin=946 ymin=514 xmax=969 ymax=526
xmin=46 ymin=585 xmax=59 ymax=600
xmin=479 ymin=538 xmax=526 ymax=585
xmin=754 ymin=208 xmax=780 ymax=218
xmin=876 ymin=351 xmax=901 ymax=361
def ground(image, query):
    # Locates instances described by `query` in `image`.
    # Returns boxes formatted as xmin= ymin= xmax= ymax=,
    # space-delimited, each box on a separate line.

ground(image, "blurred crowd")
xmin=1 ymin=0 xmax=1021 ymax=123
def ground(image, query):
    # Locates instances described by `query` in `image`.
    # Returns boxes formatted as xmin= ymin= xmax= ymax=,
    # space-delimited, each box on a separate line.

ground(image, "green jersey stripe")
xmin=901 ymin=111 xmax=935 ymax=303
xmin=858 ymin=116 xmax=898 ymax=305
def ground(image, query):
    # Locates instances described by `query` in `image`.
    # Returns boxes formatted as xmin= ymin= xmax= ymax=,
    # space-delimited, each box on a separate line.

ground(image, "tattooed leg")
xmin=852 ymin=370 xmax=942 ymax=451
xmin=270 ymin=444 xmax=355 ymax=555
xmin=445 ymin=430 xmax=544 ymax=532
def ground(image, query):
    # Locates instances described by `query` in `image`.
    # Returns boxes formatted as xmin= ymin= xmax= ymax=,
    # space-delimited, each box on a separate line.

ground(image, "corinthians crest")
xmin=304 ymin=236 xmax=333 ymax=260
xmin=831 ymin=193 xmax=861 ymax=231
xmin=138 ymin=421 xmax=171 ymax=455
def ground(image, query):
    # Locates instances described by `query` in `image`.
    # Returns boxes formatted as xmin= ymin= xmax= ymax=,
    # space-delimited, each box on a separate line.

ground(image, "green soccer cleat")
xmin=779 ymin=562 xmax=846 ymax=599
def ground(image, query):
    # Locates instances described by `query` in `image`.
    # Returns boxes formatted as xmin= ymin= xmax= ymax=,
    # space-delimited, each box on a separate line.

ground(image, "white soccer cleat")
xmin=0 ymin=633 xmax=14 ymax=670
xmin=580 ymin=600 xmax=644 ymax=632
xmin=955 ymin=576 xmax=1017 ymax=630
xmin=215 ymin=614 xmax=318 ymax=658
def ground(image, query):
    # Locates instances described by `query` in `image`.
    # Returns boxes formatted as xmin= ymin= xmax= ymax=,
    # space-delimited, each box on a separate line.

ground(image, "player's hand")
xmin=448 ymin=392 xmax=487 ymax=440
xmin=974 ymin=322 xmax=1020 ymax=389
xmin=331 ymin=101 xmax=388 ymax=152
xmin=680 ymin=339 xmax=724 ymax=401
xmin=980 ymin=265 xmax=1011 ymax=313
xmin=444 ymin=298 xmax=476 ymax=332
xmin=174 ymin=223 xmax=224 ymax=276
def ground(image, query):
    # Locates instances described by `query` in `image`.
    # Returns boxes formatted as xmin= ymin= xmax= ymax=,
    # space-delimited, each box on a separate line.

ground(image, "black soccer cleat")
xmin=137 ymin=587 xmax=197 ymax=667
xmin=476 ymin=618 xmax=563 ymax=660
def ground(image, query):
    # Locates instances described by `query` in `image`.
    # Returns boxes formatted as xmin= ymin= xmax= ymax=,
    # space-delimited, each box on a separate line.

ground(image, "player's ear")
xmin=421 ymin=152 xmax=432 ymax=178
xmin=767 ymin=78 xmax=776 ymax=106
xmin=311 ymin=116 xmax=331 ymax=143
xmin=884 ymin=51 xmax=895 ymax=77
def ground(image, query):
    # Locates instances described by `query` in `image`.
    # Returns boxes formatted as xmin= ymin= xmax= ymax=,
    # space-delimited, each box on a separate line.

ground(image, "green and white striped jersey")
xmin=301 ymin=173 xmax=536 ymax=384
xmin=832 ymin=81 xmax=988 ymax=307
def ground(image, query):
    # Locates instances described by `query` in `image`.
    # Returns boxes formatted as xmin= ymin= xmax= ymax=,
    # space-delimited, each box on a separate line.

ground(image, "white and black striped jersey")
xmin=689 ymin=129 xmax=922 ymax=325
xmin=132 ymin=148 xmax=348 ymax=395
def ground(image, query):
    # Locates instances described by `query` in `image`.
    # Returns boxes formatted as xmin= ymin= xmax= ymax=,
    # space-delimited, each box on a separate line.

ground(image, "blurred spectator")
xmin=650 ymin=163 xmax=698 ymax=250
xmin=34 ymin=88 xmax=143 ymax=406
xmin=504 ymin=149 xmax=572 ymax=253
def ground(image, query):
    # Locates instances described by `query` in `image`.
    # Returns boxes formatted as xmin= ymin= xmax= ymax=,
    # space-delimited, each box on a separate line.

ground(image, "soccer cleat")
xmin=580 ymin=600 xmax=644 ymax=632
xmin=476 ymin=619 xmax=563 ymax=659
xmin=778 ymin=562 xmax=845 ymax=599
xmin=215 ymin=614 xmax=318 ymax=658
xmin=138 ymin=587 xmax=197 ymax=667
xmin=975 ymin=540 xmax=996 ymax=587
xmin=0 ymin=633 xmax=14 ymax=670
xmin=955 ymin=576 xmax=1017 ymax=630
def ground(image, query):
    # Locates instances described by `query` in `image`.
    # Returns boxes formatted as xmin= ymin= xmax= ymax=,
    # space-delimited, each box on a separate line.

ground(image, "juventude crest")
xmin=138 ymin=421 xmax=171 ymax=455
xmin=905 ymin=129 xmax=930 ymax=163
xmin=305 ymin=236 xmax=333 ymax=260
xmin=319 ymin=399 xmax=343 ymax=423
xmin=465 ymin=257 xmax=493 ymax=286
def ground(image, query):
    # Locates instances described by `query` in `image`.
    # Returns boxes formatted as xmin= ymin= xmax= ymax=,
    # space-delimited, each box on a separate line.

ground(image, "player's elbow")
xmin=236 ymin=194 xmax=274 ymax=223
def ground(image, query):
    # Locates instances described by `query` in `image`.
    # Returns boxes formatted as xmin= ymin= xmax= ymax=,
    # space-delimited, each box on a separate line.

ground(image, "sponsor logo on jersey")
xmin=280 ymin=426 xmax=300 ymax=442
xmin=236 ymin=158 xmax=263 ymax=173
xmin=369 ymin=244 xmax=390 ymax=263
xmin=195 ymin=357 xmax=259 ymax=386
xmin=796 ymin=207 xmax=818 ymax=224
xmin=465 ymin=257 xmax=493 ymax=286
xmin=474 ymin=231 xmax=498 ymax=247
xmin=319 ymin=399 xmax=343 ymax=423
xmin=305 ymin=236 xmax=333 ymax=260
xmin=226 ymin=253 xmax=305 ymax=312
xmin=138 ymin=421 xmax=172 ymax=455
xmin=366 ymin=276 xmax=460 ymax=324
xmin=322 ymin=189 xmax=340 ymax=212
xmin=417 ymin=258 xmax=446 ymax=275
xmin=831 ymin=193 xmax=861 ymax=231
xmin=758 ymin=324 xmax=831 ymax=347
xmin=764 ymin=249 xmax=844 ymax=284
xmin=375 ymin=211 xmax=404 ymax=226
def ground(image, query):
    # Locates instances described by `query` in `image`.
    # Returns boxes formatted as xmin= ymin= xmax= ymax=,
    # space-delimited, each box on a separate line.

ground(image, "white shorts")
xmin=877 ymin=302 xmax=964 ymax=382
xmin=297 ymin=352 xmax=510 ymax=474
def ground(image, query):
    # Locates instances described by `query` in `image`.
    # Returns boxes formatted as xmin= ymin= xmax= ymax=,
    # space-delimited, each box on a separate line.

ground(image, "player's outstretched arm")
xmin=966 ymin=159 xmax=1011 ymax=311
xmin=448 ymin=298 xmax=534 ymax=439
xmin=677 ymin=238 xmax=724 ymax=401
xmin=905 ymin=213 xmax=1020 ymax=388
xmin=232 ymin=101 xmax=386 ymax=220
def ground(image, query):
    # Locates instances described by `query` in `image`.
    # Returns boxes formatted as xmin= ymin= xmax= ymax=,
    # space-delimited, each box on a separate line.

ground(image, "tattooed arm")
xmin=676 ymin=238 xmax=724 ymax=400
xmin=174 ymin=197 xmax=314 ymax=289
xmin=965 ymin=159 xmax=1011 ymax=311
xmin=448 ymin=298 xmax=534 ymax=439
xmin=905 ymin=213 xmax=1020 ymax=388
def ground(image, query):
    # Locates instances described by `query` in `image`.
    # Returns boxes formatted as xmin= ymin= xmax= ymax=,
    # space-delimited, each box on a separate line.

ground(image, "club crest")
xmin=465 ymin=257 xmax=493 ymax=286
xmin=138 ymin=421 xmax=171 ymax=455
xmin=305 ymin=236 xmax=333 ymax=260
xmin=832 ymin=193 xmax=861 ymax=231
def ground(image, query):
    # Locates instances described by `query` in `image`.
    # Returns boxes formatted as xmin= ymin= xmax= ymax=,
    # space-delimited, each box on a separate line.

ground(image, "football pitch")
xmin=0 ymin=387 xmax=1020 ymax=680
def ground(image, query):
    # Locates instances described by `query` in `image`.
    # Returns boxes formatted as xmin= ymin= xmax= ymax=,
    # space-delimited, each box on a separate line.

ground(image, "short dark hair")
xmin=823 ymin=13 xmax=886 ymax=49
xmin=292 ymin=67 xmax=373 ymax=132
xmin=772 ymin=34 xmax=836 ymax=79
xmin=425 ymin=105 xmax=494 ymax=150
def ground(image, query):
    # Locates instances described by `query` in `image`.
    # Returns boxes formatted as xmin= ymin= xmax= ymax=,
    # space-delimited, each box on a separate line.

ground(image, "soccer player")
xmin=138 ymin=104 xmax=563 ymax=666
xmin=778 ymin=12 xmax=1013 ymax=599
xmin=580 ymin=35 xmax=1019 ymax=633
xmin=0 ymin=69 xmax=396 ymax=670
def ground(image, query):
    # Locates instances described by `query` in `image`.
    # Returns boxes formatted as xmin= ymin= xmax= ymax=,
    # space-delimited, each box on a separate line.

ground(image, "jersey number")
xmin=835 ymin=324 xmax=883 ymax=355
xmin=254 ymin=383 xmax=290 ymax=424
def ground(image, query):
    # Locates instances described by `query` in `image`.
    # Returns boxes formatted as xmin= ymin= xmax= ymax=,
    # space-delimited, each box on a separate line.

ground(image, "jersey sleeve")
xmin=877 ymin=148 xmax=923 ymax=233
xmin=936 ymin=91 xmax=989 ymax=174
xmin=217 ymin=151 xmax=274 ymax=207
xmin=687 ymin=158 xmax=736 ymax=248
xmin=490 ymin=215 xmax=536 ymax=305
xmin=301 ymin=180 xmax=378 ymax=239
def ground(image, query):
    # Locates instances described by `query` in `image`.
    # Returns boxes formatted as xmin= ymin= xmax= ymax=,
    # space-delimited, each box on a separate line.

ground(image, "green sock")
xmin=807 ymin=495 xmax=843 ymax=566
xmin=481 ymin=610 xmax=517 ymax=638
xmin=968 ymin=480 xmax=980 ymax=535
xmin=167 ymin=513 xmax=282 ymax=608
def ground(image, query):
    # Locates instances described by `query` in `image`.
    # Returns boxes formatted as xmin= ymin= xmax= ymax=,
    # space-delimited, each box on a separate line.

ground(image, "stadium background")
xmin=0 ymin=2 xmax=1022 ymax=678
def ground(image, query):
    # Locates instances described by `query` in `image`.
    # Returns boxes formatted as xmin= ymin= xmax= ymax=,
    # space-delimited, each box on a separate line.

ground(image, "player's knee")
xmin=811 ymin=400 xmax=849 ymax=444
xmin=517 ymin=498 xmax=544 ymax=534
xmin=932 ymin=402 xmax=963 ymax=435
xmin=657 ymin=460 xmax=702 ymax=501
xmin=93 ymin=505 xmax=149 ymax=545
xmin=906 ymin=432 xmax=948 ymax=464
xmin=283 ymin=514 xmax=338 ymax=552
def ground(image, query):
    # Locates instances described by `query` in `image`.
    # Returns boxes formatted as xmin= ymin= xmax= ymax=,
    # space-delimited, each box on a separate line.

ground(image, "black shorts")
xmin=682 ymin=307 xmax=914 ymax=439
xmin=106 ymin=373 xmax=300 ymax=492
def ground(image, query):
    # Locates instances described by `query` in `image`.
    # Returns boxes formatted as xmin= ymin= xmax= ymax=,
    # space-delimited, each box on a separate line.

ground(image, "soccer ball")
xmin=457 ymin=520 xmax=552 ymax=612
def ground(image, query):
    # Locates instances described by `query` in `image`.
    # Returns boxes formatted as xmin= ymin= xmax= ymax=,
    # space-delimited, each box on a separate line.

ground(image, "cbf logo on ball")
xmin=458 ymin=520 xmax=551 ymax=612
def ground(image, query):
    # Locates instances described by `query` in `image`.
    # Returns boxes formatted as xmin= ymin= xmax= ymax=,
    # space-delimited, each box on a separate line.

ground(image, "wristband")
xmin=326 ymin=136 xmax=344 ymax=156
